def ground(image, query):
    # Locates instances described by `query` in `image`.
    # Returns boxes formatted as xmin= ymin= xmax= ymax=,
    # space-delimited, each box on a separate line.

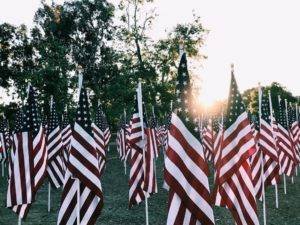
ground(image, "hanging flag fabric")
xmin=214 ymin=67 xmax=259 ymax=225
xmin=0 ymin=117 xmax=10 ymax=164
xmin=46 ymin=99 xmax=64 ymax=188
xmin=275 ymin=97 xmax=296 ymax=176
xmin=7 ymin=86 xmax=47 ymax=219
xmin=92 ymin=103 xmax=111 ymax=177
xmin=61 ymin=110 xmax=72 ymax=168
xmin=165 ymin=53 xmax=214 ymax=225
xmin=259 ymin=90 xmax=280 ymax=187
xmin=142 ymin=115 xmax=158 ymax=195
xmin=128 ymin=94 xmax=147 ymax=207
xmin=57 ymin=83 xmax=103 ymax=225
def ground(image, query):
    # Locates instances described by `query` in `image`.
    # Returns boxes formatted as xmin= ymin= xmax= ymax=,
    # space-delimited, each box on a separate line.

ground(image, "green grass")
xmin=0 ymin=146 xmax=299 ymax=225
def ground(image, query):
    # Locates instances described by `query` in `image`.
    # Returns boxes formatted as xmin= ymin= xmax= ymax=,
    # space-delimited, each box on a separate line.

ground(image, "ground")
xmin=0 ymin=145 xmax=299 ymax=225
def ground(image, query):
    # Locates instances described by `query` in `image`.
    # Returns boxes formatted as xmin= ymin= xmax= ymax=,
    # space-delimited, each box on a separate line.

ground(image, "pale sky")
xmin=1 ymin=0 xmax=300 ymax=106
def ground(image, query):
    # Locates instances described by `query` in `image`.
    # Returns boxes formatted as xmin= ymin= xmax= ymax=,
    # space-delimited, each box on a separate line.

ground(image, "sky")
xmin=1 ymin=0 xmax=300 ymax=106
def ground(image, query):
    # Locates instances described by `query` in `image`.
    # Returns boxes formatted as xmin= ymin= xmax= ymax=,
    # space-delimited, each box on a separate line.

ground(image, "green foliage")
xmin=0 ymin=0 xmax=207 ymax=129
xmin=242 ymin=82 xmax=298 ymax=118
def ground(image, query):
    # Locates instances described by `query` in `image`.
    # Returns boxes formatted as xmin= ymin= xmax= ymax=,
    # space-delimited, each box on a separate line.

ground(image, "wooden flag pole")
xmin=258 ymin=84 xmax=267 ymax=225
xmin=268 ymin=91 xmax=279 ymax=208
xmin=124 ymin=109 xmax=127 ymax=176
xmin=137 ymin=81 xmax=149 ymax=225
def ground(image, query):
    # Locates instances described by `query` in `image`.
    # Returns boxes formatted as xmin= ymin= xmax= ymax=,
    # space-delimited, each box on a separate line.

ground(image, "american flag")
xmin=142 ymin=115 xmax=158 ymax=195
xmin=214 ymin=67 xmax=259 ymax=225
xmin=116 ymin=116 xmax=129 ymax=161
xmin=288 ymin=103 xmax=300 ymax=163
xmin=128 ymin=94 xmax=147 ymax=207
xmin=7 ymin=85 xmax=47 ymax=219
xmin=157 ymin=124 xmax=168 ymax=153
xmin=275 ymin=97 xmax=296 ymax=176
xmin=57 ymin=83 xmax=103 ymax=225
xmin=148 ymin=115 xmax=159 ymax=158
xmin=46 ymin=99 xmax=64 ymax=188
xmin=259 ymin=90 xmax=280 ymax=188
xmin=0 ymin=117 xmax=10 ymax=164
xmin=92 ymin=103 xmax=111 ymax=177
xmin=201 ymin=117 xmax=214 ymax=162
xmin=61 ymin=110 xmax=72 ymax=167
xmin=212 ymin=115 xmax=223 ymax=173
xmin=164 ymin=53 xmax=214 ymax=225
xmin=249 ymin=115 xmax=262 ymax=200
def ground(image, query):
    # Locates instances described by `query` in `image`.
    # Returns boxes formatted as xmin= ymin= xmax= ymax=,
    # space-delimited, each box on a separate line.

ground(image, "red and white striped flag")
xmin=7 ymin=86 xmax=47 ymax=219
xmin=92 ymin=103 xmax=110 ymax=177
xmin=46 ymin=99 xmax=64 ymax=188
xmin=142 ymin=117 xmax=158 ymax=195
xmin=165 ymin=53 xmax=214 ymax=225
xmin=275 ymin=97 xmax=296 ymax=176
xmin=288 ymin=103 xmax=300 ymax=164
xmin=0 ymin=117 xmax=10 ymax=164
xmin=61 ymin=111 xmax=72 ymax=169
xmin=57 ymin=83 xmax=103 ymax=225
xmin=128 ymin=93 xmax=147 ymax=207
xmin=214 ymin=66 xmax=259 ymax=225
xmin=249 ymin=119 xmax=262 ymax=200
xmin=259 ymin=90 xmax=280 ymax=188
xmin=201 ymin=118 xmax=214 ymax=162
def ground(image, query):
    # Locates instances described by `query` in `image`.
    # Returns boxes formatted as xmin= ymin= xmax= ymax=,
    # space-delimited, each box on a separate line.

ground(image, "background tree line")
xmin=0 ymin=0 xmax=298 ymax=129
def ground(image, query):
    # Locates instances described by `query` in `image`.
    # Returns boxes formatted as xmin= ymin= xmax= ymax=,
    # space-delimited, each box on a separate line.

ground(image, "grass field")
xmin=0 ymin=145 xmax=299 ymax=225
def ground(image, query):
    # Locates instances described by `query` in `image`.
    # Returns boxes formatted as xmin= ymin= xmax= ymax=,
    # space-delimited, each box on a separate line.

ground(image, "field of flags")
xmin=0 ymin=51 xmax=300 ymax=225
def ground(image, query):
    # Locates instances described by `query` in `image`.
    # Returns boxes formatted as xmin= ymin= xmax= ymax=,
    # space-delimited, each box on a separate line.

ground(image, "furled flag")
xmin=275 ymin=97 xmax=296 ymax=176
xmin=259 ymin=90 xmax=280 ymax=187
xmin=0 ymin=116 xmax=10 ymax=164
xmin=61 ymin=110 xmax=72 ymax=167
xmin=7 ymin=85 xmax=47 ymax=219
xmin=92 ymin=102 xmax=111 ymax=177
xmin=212 ymin=115 xmax=223 ymax=173
xmin=46 ymin=98 xmax=64 ymax=188
xmin=141 ymin=114 xmax=158 ymax=195
xmin=288 ymin=103 xmax=300 ymax=163
xmin=201 ymin=117 xmax=214 ymax=162
xmin=128 ymin=93 xmax=147 ymax=207
xmin=148 ymin=115 xmax=159 ymax=158
xmin=214 ymin=65 xmax=259 ymax=225
xmin=57 ymin=79 xmax=103 ymax=225
xmin=116 ymin=115 xmax=129 ymax=161
xmin=164 ymin=52 xmax=214 ymax=225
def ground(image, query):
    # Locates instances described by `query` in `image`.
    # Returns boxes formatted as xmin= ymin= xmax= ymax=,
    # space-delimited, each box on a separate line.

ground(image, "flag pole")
xmin=124 ymin=109 xmax=127 ymax=175
xmin=137 ymin=81 xmax=149 ymax=225
xmin=268 ymin=91 xmax=279 ymax=208
xmin=1 ymin=163 xmax=4 ymax=177
xmin=47 ymin=96 xmax=54 ymax=213
xmin=284 ymin=99 xmax=294 ymax=184
xmin=278 ymin=96 xmax=287 ymax=194
xmin=76 ymin=66 xmax=83 ymax=225
xmin=258 ymin=84 xmax=267 ymax=225
xmin=18 ymin=216 xmax=21 ymax=225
